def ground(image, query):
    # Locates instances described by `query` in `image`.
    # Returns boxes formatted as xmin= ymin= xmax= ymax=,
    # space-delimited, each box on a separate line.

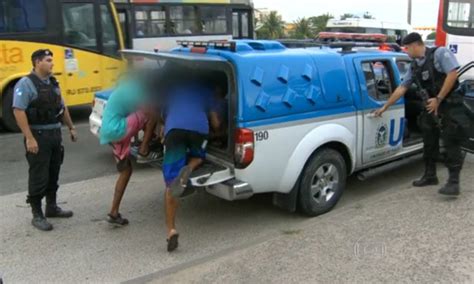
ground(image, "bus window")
xmin=201 ymin=7 xmax=227 ymax=34
xmin=241 ymin=11 xmax=249 ymax=38
xmin=62 ymin=3 xmax=98 ymax=51
xmin=232 ymin=10 xmax=251 ymax=39
xmin=366 ymin=28 xmax=383 ymax=33
xmin=134 ymin=6 xmax=166 ymax=38
xmin=446 ymin=0 xmax=473 ymax=28
xmin=232 ymin=12 xmax=239 ymax=38
xmin=169 ymin=6 xmax=199 ymax=34
xmin=0 ymin=0 xmax=46 ymax=33
xmin=100 ymin=4 xmax=119 ymax=57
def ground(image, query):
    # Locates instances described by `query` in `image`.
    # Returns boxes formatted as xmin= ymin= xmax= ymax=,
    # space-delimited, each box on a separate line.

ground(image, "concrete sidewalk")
xmin=0 ymin=157 xmax=473 ymax=283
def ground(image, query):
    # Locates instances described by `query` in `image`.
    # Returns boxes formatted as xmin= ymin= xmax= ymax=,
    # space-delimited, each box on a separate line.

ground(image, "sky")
xmin=252 ymin=0 xmax=440 ymax=27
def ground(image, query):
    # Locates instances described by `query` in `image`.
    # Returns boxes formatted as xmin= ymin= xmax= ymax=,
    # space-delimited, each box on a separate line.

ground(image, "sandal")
xmin=137 ymin=151 xmax=162 ymax=164
xmin=167 ymin=233 xmax=179 ymax=252
xmin=170 ymin=166 xmax=193 ymax=198
xmin=107 ymin=213 xmax=129 ymax=226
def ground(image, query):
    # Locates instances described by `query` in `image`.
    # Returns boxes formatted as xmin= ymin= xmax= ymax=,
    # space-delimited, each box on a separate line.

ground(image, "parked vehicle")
xmin=90 ymin=40 xmax=474 ymax=216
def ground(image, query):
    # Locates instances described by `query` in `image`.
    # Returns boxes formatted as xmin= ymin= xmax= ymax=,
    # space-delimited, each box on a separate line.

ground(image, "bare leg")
xmin=165 ymin=188 xmax=179 ymax=238
xmin=138 ymin=115 xmax=157 ymax=156
xmin=188 ymin=157 xmax=203 ymax=171
xmin=109 ymin=165 xmax=132 ymax=217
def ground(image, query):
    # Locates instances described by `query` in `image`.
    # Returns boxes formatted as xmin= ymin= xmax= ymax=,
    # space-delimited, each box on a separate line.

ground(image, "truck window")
xmin=362 ymin=61 xmax=394 ymax=101
xmin=396 ymin=60 xmax=411 ymax=83
xmin=0 ymin=0 xmax=46 ymax=33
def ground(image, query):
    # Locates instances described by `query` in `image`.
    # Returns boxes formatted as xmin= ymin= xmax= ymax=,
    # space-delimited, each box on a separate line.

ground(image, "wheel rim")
xmin=310 ymin=163 xmax=339 ymax=205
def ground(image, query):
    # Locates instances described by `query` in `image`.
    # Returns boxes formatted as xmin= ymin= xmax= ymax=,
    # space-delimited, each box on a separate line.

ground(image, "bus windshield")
xmin=0 ymin=0 xmax=46 ymax=33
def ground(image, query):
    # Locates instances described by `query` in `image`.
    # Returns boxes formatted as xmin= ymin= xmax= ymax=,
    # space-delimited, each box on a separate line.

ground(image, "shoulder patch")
xmin=14 ymin=88 xmax=22 ymax=96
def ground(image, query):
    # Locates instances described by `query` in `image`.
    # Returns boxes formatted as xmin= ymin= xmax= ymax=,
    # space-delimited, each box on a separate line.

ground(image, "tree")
xmin=291 ymin=17 xmax=314 ymax=39
xmin=427 ymin=32 xmax=436 ymax=40
xmin=363 ymin=12 xmax=375 ymax=19
xmin=340 ymin=13 xmax=358 ymax=20
xmin=309 ymin=13 xmax=334 ymax=34
xmin=256 ymin=11 xmax=286 ymax=39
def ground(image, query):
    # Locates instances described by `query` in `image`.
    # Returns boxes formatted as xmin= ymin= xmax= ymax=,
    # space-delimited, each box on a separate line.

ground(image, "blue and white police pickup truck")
xmin=90 ymin=40 xmax=474 ymax=216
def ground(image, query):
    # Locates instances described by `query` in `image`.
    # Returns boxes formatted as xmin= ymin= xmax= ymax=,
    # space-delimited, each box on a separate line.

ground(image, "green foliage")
xmin=340 ymin=13 xmax=358 ymax=20
xmin=309 ymin=13 xmax=334 ymax=34
xmin=291 ymin=17 xmax=314 ymax=39
xmin=256 ymin=11 xmax=286 ymax=39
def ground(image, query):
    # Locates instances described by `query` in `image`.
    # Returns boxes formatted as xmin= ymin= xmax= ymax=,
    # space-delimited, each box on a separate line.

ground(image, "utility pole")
xmin=407 ymin=0 xmax=412 ymax=25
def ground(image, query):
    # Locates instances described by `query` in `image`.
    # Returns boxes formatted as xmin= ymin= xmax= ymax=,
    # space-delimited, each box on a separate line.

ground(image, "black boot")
xmin=413 ymin=161 xmax=439 ymax=187
xmin=439 ymin=169 xmax=461 ymax=196
xmin=45 ymin=193 xmax=73 ymax=218
xmin=28 ymin=196 xmax=53 ymax=231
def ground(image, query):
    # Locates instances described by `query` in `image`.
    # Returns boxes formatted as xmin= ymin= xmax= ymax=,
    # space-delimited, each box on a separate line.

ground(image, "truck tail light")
xmin=234 ymin=128 xmax=254 ymax=169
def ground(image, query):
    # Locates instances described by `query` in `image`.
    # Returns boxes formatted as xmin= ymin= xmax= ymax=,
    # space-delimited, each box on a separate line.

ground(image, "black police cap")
xmin=402 ymin=32 xmax=423 ymax=45
xmin=31 ymin=49 xmax=53 ymax=61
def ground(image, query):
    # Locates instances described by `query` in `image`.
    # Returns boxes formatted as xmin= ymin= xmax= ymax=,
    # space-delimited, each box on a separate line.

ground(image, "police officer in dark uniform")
xmin=13 ymin=49 xmax=78 ymax=231
xmin=374 ymin=33 xmax=468 ymax=196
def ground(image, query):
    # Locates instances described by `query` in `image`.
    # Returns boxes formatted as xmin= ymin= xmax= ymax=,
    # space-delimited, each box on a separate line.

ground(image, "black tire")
xmin=299 ymin=148 xmax=347 ymax=217
xmin=2 ymin=85 xmax=20 ymax=132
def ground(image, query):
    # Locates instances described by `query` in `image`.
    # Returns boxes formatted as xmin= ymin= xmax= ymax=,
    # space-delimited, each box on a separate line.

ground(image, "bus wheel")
xmin=2 ymin=86 xmax=20 ymax=132
xmin=299 ymin=148 xmax=347 ymax=217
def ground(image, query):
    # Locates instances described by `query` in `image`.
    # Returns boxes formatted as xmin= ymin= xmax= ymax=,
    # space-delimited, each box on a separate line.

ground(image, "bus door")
xmin=98 ymin=2 xmax=123 ymax=89
xmin=115 ymin=6 xmax=132 ymax=49
xmin=232 ymin=9 xmax=252 ymax=39
xmin=60 ymin=0 xmax=103 ymax=106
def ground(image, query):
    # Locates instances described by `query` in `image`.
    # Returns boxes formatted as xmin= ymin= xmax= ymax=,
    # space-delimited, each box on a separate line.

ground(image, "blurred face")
xmin=35 ymin=55 xmax=54 ymax=75
xmin=404 ymin=42 xmax=425 ymax=59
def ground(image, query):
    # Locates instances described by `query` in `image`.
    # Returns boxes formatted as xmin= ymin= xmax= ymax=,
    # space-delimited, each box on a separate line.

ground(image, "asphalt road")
xmin=0 ymin=107 xmax=473 ymax=283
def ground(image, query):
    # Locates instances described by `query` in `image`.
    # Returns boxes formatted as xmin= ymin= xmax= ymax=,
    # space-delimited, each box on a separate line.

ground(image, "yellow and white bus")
xmin=113 ymin=0 xmax=254 ymax=51
xmin=0 ymin=0 xmax=125 ymax=131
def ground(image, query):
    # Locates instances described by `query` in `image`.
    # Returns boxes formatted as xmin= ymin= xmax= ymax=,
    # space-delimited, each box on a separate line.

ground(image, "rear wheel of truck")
xmin=2 ymin=85 xmax=20 ymax=132
xmin=299 ymin=148 xmax=347 ymax=217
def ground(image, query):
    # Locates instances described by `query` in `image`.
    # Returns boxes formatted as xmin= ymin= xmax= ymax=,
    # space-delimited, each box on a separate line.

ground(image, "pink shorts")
xmin=112 ymin=111 xmax=148 ymax=161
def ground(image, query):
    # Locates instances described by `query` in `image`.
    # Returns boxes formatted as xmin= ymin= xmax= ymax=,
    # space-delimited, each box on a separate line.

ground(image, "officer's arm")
xmin=435 ymin=47 xmax=460 ymax=102
xmin=62 ymin=106 xmax=75 ymax=130
xmin=380 ymin=85 xmax=408 ymax=112
xmin=13 ymin=109 xmax=35 ymax=141
xmin=437 ymin=70 xmax=458 ymax=102
xmin=12 ymin=81 xmax=35 ymax=141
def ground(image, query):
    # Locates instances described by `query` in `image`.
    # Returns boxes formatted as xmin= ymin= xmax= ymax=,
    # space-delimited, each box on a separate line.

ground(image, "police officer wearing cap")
xmin=13 ymin=49 xmax=78 ymax=231
xmin=375 ymin=32 xmax=469 ymax=196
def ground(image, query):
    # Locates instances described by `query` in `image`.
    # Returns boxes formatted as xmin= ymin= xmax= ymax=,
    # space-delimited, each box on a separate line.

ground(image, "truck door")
xmin=458 ymin=62 xmax=474 ymax=153
xmin=355 ymin=58 xmax=405 ymax=165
